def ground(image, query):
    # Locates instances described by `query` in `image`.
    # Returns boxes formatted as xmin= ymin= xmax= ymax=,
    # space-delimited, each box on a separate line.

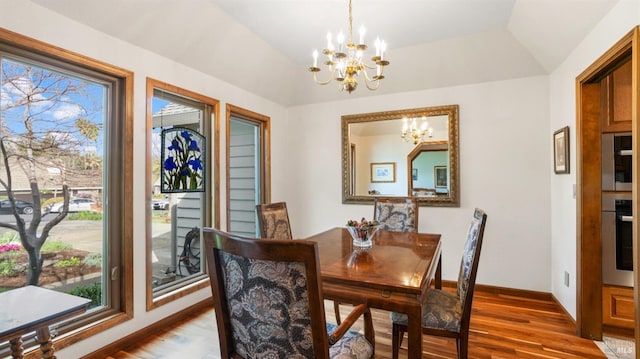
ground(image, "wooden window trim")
xmin=0 ymin=27 xmax=134 ymax=353
xmin=225 ymin=104 xmax=271 ymax=232
xmin=145 ymin=78 xmax=220 ymax=310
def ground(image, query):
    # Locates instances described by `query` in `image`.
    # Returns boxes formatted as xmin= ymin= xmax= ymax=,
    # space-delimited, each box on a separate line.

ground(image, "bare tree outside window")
xmin=0 ymin=58 xmax=104 ymax=285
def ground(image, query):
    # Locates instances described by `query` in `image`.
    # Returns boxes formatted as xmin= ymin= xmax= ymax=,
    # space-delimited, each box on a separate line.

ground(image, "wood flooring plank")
xmin=98 ymin=288 xmax=608 ymax=359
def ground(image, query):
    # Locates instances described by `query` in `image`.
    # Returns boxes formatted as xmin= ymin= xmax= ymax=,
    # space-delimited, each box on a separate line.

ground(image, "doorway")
xmin=576 ymin=27 xmax=638 ymax=346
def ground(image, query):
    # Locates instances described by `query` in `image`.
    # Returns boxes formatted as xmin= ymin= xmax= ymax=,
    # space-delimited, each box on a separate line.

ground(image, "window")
xmin=146 ymin=78 xmax=219 ymax=309
xmin=0 ymin=28 xmax=132 ymax=354
xmin=226 ymin=104 xmax=270 ymax=237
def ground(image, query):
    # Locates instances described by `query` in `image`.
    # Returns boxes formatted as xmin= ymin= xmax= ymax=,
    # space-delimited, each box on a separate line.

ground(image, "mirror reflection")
xmin=409 ymin=141 xmax=449 ymax=197
xmin=342 ymin=105 xmax=459 ymax=206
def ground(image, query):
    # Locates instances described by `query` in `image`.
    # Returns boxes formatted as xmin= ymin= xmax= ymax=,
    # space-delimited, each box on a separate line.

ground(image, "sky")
xmin=0 ymin=57 xmax=106 ymax=157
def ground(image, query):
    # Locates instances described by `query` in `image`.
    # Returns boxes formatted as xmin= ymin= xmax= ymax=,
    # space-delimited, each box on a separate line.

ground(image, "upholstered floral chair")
xmin=256 ymin=202 xmax=293 ymax=239
xmin=204 ymin=228 xmax=375 ymax=359
xmin=390 ymin=208 xmax=488 ymax=359
xmin=256 ymin=201 xmax=346 ymax=324
xmin=373 ymin=197 xmax=419 ymax=232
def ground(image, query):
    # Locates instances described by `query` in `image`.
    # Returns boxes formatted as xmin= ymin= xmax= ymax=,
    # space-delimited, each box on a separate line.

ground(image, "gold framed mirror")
xmin=341 ymin=104 xmax=459 ymax=206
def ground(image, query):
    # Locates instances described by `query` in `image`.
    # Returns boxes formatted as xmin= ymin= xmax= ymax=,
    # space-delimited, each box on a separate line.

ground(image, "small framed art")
xmin=371 ymin=162 xmax=396 ymax=183
xmin=553 ymin=126 xmax=569 ymax=174
xmin=434 ymin=166 xmax=447 ymax=188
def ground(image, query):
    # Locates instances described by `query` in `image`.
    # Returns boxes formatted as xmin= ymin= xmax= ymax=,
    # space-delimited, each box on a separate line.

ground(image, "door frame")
xmin=575 ymin=26 xmax=639 ymax=346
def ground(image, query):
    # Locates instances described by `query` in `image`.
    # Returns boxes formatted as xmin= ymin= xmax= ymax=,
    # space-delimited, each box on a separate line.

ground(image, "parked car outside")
xmin=48 ymin=198 xmax=96 ymax=213
xmin=0 ymin=199 xmax=34 ymax=214
xmin=153 ymin=200 xmax=169 ymax=210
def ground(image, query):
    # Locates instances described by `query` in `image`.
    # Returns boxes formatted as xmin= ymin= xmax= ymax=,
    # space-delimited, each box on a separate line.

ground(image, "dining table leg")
xmin=406 ymin=304 xmax=423 ymax=358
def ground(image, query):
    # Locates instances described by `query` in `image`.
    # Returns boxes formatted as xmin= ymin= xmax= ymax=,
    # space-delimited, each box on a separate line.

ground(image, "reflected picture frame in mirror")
xmin=342 ymin=104 xmax=459 ymax=207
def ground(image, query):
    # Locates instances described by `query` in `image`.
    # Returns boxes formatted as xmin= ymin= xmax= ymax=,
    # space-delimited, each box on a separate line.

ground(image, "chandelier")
xmin=401 ymin=116 xmax=433 ymax=145
xmin=308 ymin=0 xmax=389 ymax=93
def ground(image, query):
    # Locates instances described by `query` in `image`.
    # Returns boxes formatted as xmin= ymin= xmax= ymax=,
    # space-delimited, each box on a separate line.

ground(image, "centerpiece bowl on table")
xmin=346 ymin=218 xmax=379 ymax=248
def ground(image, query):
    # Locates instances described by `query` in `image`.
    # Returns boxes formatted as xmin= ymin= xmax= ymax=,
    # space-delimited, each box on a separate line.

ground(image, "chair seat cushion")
xmin=390 ymin=289 xmax=462 ymax=333
xmin=326 ymin=323 xmax=374 ymax=359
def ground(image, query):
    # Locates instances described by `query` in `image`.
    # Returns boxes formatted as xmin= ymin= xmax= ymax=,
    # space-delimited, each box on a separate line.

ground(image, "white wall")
xmin=286 ymin=76 xmax=551 ymax=292
xmin=549 ymin=0 xmax=640 ymax=319
xmin=0 ymin=2 xmax=290 ymax=357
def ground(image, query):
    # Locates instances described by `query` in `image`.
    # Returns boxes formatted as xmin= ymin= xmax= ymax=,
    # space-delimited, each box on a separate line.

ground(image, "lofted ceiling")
xmin=31 ymin=0 xmax=618 ymax=106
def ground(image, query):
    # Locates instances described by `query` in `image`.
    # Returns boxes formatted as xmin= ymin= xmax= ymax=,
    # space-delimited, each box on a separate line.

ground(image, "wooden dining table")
xmin=306 ymin=227 xmax=442 ymax=358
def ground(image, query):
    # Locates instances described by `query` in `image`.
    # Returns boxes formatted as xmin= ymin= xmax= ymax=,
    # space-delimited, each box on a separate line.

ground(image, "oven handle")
xmin=617 ymin=150 xmax=633 ymax=156
xmin=620 ymin=215 xmax=633 ymax=222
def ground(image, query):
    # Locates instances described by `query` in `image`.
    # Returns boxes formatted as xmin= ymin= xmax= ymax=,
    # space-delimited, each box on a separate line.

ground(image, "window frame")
xmin=226 ymin=104 xmax=270 ymax=235
xmin=0 ymin=27 xmax=133 ymax=353
xmin=145 ymin=78 xmax=220 ymax=310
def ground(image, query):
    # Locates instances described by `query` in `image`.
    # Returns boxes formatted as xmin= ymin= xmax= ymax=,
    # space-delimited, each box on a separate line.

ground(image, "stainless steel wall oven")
xmin=602 ymin=132 xmax=632 ymax=192
xmin=602 ymin=192 xmax=633 ymax=287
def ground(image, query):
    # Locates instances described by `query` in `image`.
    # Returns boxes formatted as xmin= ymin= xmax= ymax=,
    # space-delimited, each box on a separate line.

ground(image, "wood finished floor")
xmin=104 ymin=288 xmax=608 ymax=358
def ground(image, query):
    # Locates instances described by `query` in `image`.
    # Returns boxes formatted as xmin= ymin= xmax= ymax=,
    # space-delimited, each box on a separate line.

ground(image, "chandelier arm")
xmin=360 ymin=67 xmax=377 ymax=81
xmin=361 ymin=62 xmax=379 ymax=70
xmin=360 ymin=67 xmax=383 ymax=88
xmin=363 ymin=78 xmax=381 ymax=91
xmin=311 ymin=69 xmax=337 ymax=85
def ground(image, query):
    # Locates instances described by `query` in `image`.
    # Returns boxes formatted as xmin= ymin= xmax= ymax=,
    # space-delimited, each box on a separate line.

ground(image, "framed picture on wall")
xmin=434 ymin=166 xmax=447 ymax=188
xmin=553 ymin=126 xmax=570 ymax=174
xmin=371 ymin=162 xmax=396 ymax=183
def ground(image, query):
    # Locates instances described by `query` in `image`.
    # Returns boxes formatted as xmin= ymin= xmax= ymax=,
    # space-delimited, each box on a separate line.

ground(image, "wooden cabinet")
xmin=603 ymin=285 xmax=635 ymax=329
xmin=601 ymin=58 xmax=632 ymax=132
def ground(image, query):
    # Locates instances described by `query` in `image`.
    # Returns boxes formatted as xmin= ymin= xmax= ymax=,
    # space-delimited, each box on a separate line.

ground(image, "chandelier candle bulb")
xmin=313 ymin=50 xmax=318 ymax=67
xmin=359 ymin=26 xmax=365 ymax=44
xmin=401 ymin=115 xmax=433 ymax=144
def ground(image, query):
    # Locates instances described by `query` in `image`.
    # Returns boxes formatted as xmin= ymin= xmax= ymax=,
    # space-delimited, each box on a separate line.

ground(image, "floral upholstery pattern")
xmin=457 ymin=212 xmax=482 ymax=306
xmin=259 ymin=205 xmax=292 ymax=239
xmin=374 ymin=201 xmax=417 ymax=232
xmin=326 ymin=323 xmax=375 ymax=359
xmin=220 ymin=251 xmax=373 ymax=358
xmin=221 ymin=252 xmax=312 ymax=356
xmin=390 ymin=209 xmax=484 ymax=334
xmin=390 ymin=289 xmax=462 ymax=333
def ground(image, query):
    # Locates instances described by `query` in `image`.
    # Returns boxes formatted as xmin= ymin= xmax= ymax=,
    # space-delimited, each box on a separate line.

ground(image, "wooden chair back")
xmin=373 ymin=197 xmax=419 ymax=232
xmin=391 ymin=208 xmax=487 ymax=359
xmin=457 ymin=208 xmax=488 ymax=333
xmin=256 ymin=202 xmax=293 ymax=239
xmin=203 ymin=228 xmax=330 ymax=358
